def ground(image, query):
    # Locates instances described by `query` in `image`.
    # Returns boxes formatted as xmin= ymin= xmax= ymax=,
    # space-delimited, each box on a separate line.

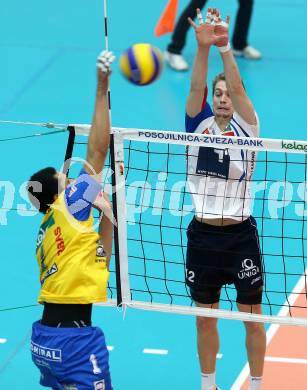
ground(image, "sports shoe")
xmin=164 ymin=51 xmax=189 ymax=71
xmin=232 ymin=45 xmax=262 ymax=60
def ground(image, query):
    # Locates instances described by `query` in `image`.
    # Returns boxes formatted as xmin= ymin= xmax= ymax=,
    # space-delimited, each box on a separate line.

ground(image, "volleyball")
xmin=119 ymin=43 xmax=164 ymax=86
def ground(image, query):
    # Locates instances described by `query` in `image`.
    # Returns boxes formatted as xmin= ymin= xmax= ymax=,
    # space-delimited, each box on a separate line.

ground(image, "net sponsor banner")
xmin=110 ymin=128 xmax=307 ymax=154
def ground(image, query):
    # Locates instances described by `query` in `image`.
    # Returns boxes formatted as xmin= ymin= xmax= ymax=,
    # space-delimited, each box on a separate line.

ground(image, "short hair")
xmin=27 ymin=167 xmax=58 ymax=214
xmin=212 ymin=72 xmax=245 ymax=94
xmin=212 ymin=72 xmax=226 ymax=94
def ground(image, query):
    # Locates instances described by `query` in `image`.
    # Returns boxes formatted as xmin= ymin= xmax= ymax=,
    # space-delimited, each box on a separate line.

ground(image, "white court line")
xmin=143 ymin=348 xmax=168 ymax=355
xmin=230 ymin=271 xmax=307 ymax=390
xmin=107 ymin=346 xmax=114 ymax=351
xmin=0 ymin=338 xmax=7 ymax=344
xmin=265 ymin=356 xmax=307 ymax=365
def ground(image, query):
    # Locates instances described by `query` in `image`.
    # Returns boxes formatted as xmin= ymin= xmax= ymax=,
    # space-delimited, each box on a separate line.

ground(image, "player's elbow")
xmin=86 ymin=147 xmax=107 ymax=175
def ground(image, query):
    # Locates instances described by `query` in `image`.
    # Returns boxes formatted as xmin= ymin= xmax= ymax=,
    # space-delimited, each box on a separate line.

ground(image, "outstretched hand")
xmin=96 ymin=50 xmax=116 ymax=91
xmin=214 ymin=11 xmax=230 ymax=47
xmin=188 ymin=8 xmax=230 ymax=48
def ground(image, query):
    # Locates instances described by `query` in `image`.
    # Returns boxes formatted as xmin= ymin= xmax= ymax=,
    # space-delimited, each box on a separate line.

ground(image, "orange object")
xmin=154 ymin=0 xmax=179 ymax=37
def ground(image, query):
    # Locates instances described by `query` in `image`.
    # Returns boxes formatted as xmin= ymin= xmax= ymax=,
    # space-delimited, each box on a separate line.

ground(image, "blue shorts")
xmin=31 ymin=321 xmax=112 ymax=390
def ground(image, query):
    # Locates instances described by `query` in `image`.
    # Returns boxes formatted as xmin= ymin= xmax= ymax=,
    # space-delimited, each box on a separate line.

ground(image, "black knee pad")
xmin=189 ymin=286 xmax=221 ymax=304
xmin=236 ymin=286 xmax=263 ymax=305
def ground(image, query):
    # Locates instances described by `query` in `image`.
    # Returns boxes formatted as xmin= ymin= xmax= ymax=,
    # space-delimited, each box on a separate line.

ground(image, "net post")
xmin=63 ymin=125 xmax=76 ymax=176
xmin=110 ymin=130 xmax=131 ymax=306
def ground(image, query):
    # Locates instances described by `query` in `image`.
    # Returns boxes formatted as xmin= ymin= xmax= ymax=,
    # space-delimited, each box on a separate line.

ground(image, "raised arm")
xmin=215 ymin=15 xmax=257 ymax=125
xmin=95 ymin=192 xmax=113 ymax=269
xmin=186 ymin=8 xmax=218 ymax=118
xmin=85 ymin=51 xmax=115 ymax=180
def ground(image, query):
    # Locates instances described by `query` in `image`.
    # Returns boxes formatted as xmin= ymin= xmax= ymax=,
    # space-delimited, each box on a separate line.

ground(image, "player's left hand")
xmin=93 ymin=191 xmax=111 ymax=212
xmin=94 ymin=191 xmax=116 ymax=226
xmin=213 ymin=10 xmax=230 ymax=47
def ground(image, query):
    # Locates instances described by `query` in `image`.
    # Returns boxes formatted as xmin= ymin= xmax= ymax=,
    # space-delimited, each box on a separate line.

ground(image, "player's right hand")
xmin=96 ymin=50 xmax=116 ymax=74
xmin=188 ymin=8 xmax=228 ymax=49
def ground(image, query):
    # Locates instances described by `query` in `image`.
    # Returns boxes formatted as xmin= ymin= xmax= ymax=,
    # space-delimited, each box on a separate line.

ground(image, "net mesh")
xmin=3 ymin=120 xmax=306 ymax=324
xmin=72 ymin=126 xmax=307 ymax=324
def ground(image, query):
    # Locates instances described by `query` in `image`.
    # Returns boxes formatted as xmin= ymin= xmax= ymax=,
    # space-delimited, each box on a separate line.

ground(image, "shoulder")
xmin=185 ymin=102 xmax=214 ymax=133
xmin=231 ymin=111 xmax=260 ymax=137
xmin=64 ymin=168 xmax=101 ymax=221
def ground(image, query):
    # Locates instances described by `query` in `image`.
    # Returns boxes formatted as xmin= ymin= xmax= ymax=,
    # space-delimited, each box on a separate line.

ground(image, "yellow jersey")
xmin=36 ymin=191 xmax=109 ymax=304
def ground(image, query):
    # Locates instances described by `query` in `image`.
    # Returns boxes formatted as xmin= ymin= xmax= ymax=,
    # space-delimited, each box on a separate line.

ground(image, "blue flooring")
xmin=1 ymin=1 xmax=307 ymax=389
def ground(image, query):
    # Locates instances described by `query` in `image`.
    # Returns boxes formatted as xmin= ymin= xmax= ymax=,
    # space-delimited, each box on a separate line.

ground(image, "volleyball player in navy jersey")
xmin=185 ymin=8 xmax=265 ymax=390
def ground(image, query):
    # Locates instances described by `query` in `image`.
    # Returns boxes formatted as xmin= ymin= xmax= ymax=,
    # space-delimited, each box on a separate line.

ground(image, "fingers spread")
xmin=205 ymin=8 xmax=213 ymax=24
xmin=196 ymin=8 xmax=204 ymax=25
xmin=188 ymin=16 xmax=197 ymax=28
xmin=97 ymin=50 xmax=116 ymax=73
xmin=204 ymin=7 xmax=229 ymax=26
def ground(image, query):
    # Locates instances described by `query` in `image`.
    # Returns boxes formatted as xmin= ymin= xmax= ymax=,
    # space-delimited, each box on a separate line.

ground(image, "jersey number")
xmin=196 ymin=147 xmax=230 ymax=179
xmin=186 ymin=269 xmax=195 ymax=283
xmin=90 ymin=354 xmax=102 ymax=374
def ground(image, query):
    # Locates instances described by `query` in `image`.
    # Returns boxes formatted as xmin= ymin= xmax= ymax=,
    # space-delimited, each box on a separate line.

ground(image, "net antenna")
xmin=103 ymin=0 xmax=130 ymax=308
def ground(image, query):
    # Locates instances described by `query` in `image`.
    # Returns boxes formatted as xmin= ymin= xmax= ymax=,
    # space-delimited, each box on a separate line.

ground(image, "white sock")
xmin=201 ymin=372 xmax=216 ymax=390
xmin=249 ymin=376 xmax=262 ymax=390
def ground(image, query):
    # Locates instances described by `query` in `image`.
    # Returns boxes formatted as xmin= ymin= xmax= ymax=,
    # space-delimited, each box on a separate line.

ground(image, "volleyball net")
xmin=1 ymin=120 xmax=307 ymax=326
xmin=68 ymin=124 xmax=307 ymax=326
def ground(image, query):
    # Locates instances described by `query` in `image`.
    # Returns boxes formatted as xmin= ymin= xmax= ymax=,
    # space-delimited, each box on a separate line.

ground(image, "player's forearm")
xmin=221 ymin=49 xmax=256 ymax=124
xmin=186 ymin=46 xmax=210 ymax=116
xmin=87 ymin=86 xmax=110 ymax=174
xmin=220 ymin=50 xmax=244 ymax=95
xmin=190 ymin=46 xmax=210 ymax=91
xmin=99 ymin=214 xmax=113 ymax=268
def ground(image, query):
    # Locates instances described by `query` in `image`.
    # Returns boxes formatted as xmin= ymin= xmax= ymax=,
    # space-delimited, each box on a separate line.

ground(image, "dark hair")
xmin=27 ymin=167 xmax=58 ymax=214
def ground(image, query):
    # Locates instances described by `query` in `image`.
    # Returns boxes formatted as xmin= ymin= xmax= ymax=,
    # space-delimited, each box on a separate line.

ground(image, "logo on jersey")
xmin=31 ymin=342 xmax=62 ymax=362
xmin=96 ymin=245 xmax=107 ymax=263
xmin=237 ymin=259 xmax=259 ymax=280
xmin=36 ymin=213 xmax=55 ymax=249
xmin=63 ymin=385 xmax=78 ymax=390
xmin=68 ymin=185 xmax=77 ymax=198
xmin=221 ymin=124 xmax=234 ymax=137
xmin=96 ymin=245 xmax=106 ymax=258
xmin=94 ymin=380 xmax=105 ymax=390
xmin=41 ymin=263 xmax=58 ymax=285
xmin=54 ymin=226 xmax=65 ymax=256
xmin=202 ymin=128 xmax=209 ymax=134
xmin=251 ymin=276 xmax=262 ymax=285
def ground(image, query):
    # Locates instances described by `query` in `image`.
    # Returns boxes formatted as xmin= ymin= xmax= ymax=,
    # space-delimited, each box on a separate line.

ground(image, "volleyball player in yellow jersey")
xmin=27 ymin=50 xmax=115 ymax=390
